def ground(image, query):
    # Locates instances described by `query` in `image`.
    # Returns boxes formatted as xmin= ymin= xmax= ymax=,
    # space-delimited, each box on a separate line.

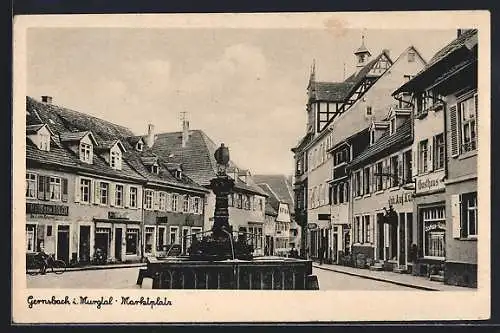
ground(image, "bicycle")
xmin=27 ymin=253 xmax=67 ymax=275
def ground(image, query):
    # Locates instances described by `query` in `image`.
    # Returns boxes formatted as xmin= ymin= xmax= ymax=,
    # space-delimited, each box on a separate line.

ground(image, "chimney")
xmin=382 ymin=49 xmax=390 ymax=58
xmin=41 ymin=96 xmax=52 ymax=104
xmin=182 ymin=119 xmax=190 ymax=148
xmin=146 ymin=124 xmax=155 ymax=148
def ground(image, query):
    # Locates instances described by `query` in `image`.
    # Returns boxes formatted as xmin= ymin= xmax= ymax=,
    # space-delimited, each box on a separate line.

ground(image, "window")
xmin=339 ymin=182 xmax=345 ymax=203
xmin=363 ymin=167 xmax=370 ymax=194
xmin=26 ymin=173 xmax=37 ymax=198
xmin=228 ymin=193 xmax=234 ymax=207
xmin=434 ymin=133 xmax=445 ymax=170
xmin=136 ymin=142 xmax=143 ymax=151
xmin=145 ymin=227 xmax=155 ymax=254
xmin=418 ymin=140 xmax=428 ymax=174
xmin=459 ymin=96 xmax=477 ymax=152
xmin=170 ymin=227 xmax=179 ymax=245
xmin=157 ymin=226 xmax=166 ymax=250
xmin=422 ymin=206 xmax=446 ymax=258
xmin=403 ymin=150 xmax=412 ymax=183
xmin=462 ymin=192 xmax=478 ymax=237
xmin=364 ymin=215 xmax=371 ymax=243
xmin=151 ymin=164 xmax=159 ymax=174
xmin=403 ymin=75 xmax=413 ymax=82
xmin=99 ymin=182 xmax=109 ymax=205
xmin=46 ymin=176 xmax=61 ymax=201
xmin=408 ymin=51 xmax=415 ymax=62
xmin=355 ymin=216 xmax=361 ymax=243
xmin=259 ymin=198 xmax=264 ymax=211
xmin=376 ymin=162 xmax=383 ymax=191
xmin=80 ymin=142 xmax=92 ymax=163
xmin=370 ymin=130 xmax=375 ymax=145
xmin=236 ymin=193 xmax=243 ymax=209
xmin=158 ymin=192 xmax=167 ymax=211
xmin=46 ymin=225 xmax=52 ymax=237
xmin=335 ymin=148 xmax=349 ymax=165
xmin=80 ymin=178 xmax=91 ymax=203
xmin=144 ymin=190 xmax=154 ymax=210
xmin=390 ymin=118 xmax=396 ymax=135
xmin=332 ymin=184 xmax=338 ymax=205
xmin=175 ymin=170 xmax=182 ymax=179
xmin=245 ymin=195 xmax=251 ymax=210
xmin=26 ymin=225 xmax=36 ymax=253
xmin=172 ymin=194 xmax=179 ymax=212
xmin=40 ymin=133 xmax=50 ymax=151
xmin=115 ymin=184 xmax=124 ymax=207
xmin=390 ymin=155 xmax=399 ymax=187
xmin=183 ymin=195 xmax=189 ymax=213
xmin=110 ymin=151 xmax=122 ymax=170
xmin=129 ymin=187 xmax=138 ymax=208
xmin=193 ymin=197 xmax=202 ymax=214
xmin=366 ymin=106 xmax=372 ymax=116
xmin=354 ymin=171 xmax=362 ymax=197
xmin=126 ymin=228 xmax=139 ymax=255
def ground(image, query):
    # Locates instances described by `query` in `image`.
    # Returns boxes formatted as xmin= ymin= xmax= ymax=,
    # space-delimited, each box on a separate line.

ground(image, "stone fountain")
xmin=143 ymin=144 xmax=318 ymax=290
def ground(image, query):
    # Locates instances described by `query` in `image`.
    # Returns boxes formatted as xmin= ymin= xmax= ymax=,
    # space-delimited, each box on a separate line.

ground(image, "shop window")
xmin=422 ymin=206 xmax=446 ymax=258
xmin=145 ymin=227 xmax=155 ymax=254
xmin=126 ymin=229 xmax=139 ymax=255
xmin=26 ymin=225 xmax=36 ymax=252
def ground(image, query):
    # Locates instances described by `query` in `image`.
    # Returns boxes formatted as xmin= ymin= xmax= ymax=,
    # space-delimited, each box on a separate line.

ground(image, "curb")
xmin=27 ymin=263 xmax=147 ymax=274
xmin=313 ymin=264 xmax=440 ymax=291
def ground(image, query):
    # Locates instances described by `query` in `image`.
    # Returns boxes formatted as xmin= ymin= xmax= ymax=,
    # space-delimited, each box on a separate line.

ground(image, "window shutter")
xmin=93 ymin=180 xmax=99 ymax=204
xmin=37 ymin=175 xmax=46 ymax=200
xmin=451 ymin=194 xmax=462 ymax=239
xmin=398 ymin=155 xmax=403 ymax=184
xmin=124 ymin=185 xmax=130 ymax=208
xmin=384 ymin=160 xmax=389 ymax=189
xmin=137 ymin=187 xmax=143 ymax=209
xmin=44 ymin=176 xmax=51 ymax=200
xmin=370 ymin=217 xmax=375 ymax=244
xmin=449 ymin=104 xmax=459 ymax=157
xmin=74 ymin=177 xmax=81 ymax=203
xmin=109 ymin=183 xmax=115 ymax=207
xmin=412 ymin=150 xmax=418 ymax=177
xmin=61 ymin=178 xmax=68 ymax=202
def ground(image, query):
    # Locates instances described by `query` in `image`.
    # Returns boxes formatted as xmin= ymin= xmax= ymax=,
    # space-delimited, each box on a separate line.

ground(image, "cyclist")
xmin=37 ymin=243 xmax=49 ymax=275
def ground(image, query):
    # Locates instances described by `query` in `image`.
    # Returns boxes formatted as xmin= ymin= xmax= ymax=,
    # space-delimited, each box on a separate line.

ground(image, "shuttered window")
xmin=449 ymin=104 xmax=459 ymax=157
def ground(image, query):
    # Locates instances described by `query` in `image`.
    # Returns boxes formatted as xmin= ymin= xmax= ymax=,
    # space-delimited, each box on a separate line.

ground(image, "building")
xmin=255 ymin=174 xmax=298 ymax=256
xmin=292 ymin=35 xmax=426 ymax=262
xmin=26 ymin=96 xmax=146 ymax=264
xmin=149 ymin=119 xmax=269 ymax=256
xmin=124 ymin=126 xmax=210 ymax=257
xmin=346 ymin=108 xmax=414 ymax=270
xmin=392 ymin=29 xmax=478 ymax=287
xmin=26 ymin=96 xmax=210 ymax=264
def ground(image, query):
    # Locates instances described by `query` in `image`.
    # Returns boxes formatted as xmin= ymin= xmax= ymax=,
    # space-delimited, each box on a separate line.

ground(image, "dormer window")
xmin=151 ymin=164 xmax=159 ymax=174
xmin=175 ymin=170 xmax=182 ymax=179
xmin=110 ymin=150 xmax=122 ymax=170
xmin=80 ymin=142 xmax=92 ymax=163
xmin=370 ymin=130 xmax=376 ymax=145
xmin=39 ymin=133 xmax=50 ymax=151
xmin=366 ymin=106 xmax=372 ymax=116
xmin=408 ymin=51 xmax=416 ymax=62
xmin=136 ymin=142 xmax=143 ymax=151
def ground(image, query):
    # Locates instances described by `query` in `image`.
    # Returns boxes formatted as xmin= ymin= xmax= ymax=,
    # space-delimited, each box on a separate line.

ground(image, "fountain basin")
xmin=145 ymin=256 xmax=318 ymax=290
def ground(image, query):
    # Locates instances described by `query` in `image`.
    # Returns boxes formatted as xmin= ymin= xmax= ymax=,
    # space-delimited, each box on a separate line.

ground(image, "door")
xmin=79 ymin=226 xmax=91 ymax=263
xmin=398 ymin=213 xmax=406 ymax=266
xmin=181 ymin=228 xmax=189 ymax=254
xmin=95 ymin=231 xmax=109 ymax=259
xmin=115 ymin=228 xmax=122 ymax=261
xmin=57 ymin=225 xmax=70 ymax=264
xmin=377 ymin=214 xmax=384 ymax=260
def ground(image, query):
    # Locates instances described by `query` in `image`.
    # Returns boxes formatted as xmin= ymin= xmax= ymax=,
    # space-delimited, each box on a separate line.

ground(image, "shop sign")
xmin=388 ymin=192 xmax=413 ymax=206
xmin=424 ymin=222 xmax=445 ymax=232
xmin=26 ymin=203 xmax=69 ymax=216
xmin=108 ymin=211 xmax=129 ymax=220
xmin=307 ymin=223 xmax=318 ymax=230
xmin=318 ymin=214 xmax=331 ymax=221
xmin=416 ymin=171 xmax=445 ymax=194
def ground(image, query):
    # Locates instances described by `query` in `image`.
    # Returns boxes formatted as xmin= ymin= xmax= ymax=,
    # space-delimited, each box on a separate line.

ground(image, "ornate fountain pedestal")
xmin=143 ymin=144 xmax=318 ymax=290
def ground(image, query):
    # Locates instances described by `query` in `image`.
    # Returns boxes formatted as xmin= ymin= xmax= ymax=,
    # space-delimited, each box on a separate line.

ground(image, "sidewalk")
xmin=49 ymin=262 xmax=146 ymax=273
xmin=313 ymin=263 xmax=474 ymax=291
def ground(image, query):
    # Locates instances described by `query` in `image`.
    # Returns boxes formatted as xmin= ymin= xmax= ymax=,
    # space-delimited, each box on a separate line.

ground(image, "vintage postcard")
xmin=12 ymin=11 xmax=490 ymax=323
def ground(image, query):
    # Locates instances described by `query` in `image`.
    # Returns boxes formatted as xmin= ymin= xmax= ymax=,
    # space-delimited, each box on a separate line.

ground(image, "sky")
xmin=26 ymin=27 xmax=457 ymax=175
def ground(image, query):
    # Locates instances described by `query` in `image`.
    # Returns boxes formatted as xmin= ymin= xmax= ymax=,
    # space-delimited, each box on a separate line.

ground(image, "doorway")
xmin=115 ymin=228 xmax=123 ymax=261
xmin=95 ymin=229 xmax=110 ymax=260
xmin=57 ymin=225 xmax=70 ymax=264
xmin=79 ymin=226 xmax=91 ymax=263
xmin=377 ymin=214 xmax=384 ymax=260
xmin=399 ymin=213 xmax=406 ymax=266
xmin=181 ymin=228 xmax=189 ymax=254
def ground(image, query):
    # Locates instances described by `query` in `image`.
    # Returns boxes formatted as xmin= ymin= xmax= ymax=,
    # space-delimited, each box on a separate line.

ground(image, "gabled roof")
xmin=393 ymin=30 xmax=477 ymax=95
xmin=150 ymin=130 xmax=267 ymax=196
xmin=26 ymin=123 xmax=55 ymax=136
xmin=95 ymin=139 xmax=126 ymax=153
xmin=127 ymin=135 xmax=145 ymax=146
xmin=254 ymin=174 xmax=294 ymax=210
xmin=348 ymin=118 xmax=412 ymax=170
xmin=59 ymin=130 xmax=98 ymax=145
xmin=313 ymin=82 xmax=356 ymax=102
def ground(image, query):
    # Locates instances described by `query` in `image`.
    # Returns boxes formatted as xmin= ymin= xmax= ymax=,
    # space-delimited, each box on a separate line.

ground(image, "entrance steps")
xmin=393 ymin=265 xmax=410 ymax=274
xmin=430 ymin=274 xmax=445 ymax=282
xmin=369 ymin=262 xmax=384 ymax=271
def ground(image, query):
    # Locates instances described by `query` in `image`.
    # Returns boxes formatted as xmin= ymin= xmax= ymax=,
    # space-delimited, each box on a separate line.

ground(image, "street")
xmin=26 ymin=267 xmax=415 ymax=290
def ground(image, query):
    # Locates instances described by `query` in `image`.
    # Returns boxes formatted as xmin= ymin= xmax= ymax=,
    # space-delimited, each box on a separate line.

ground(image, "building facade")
xmin=292 ymin=36 xmax=426 ymax=262
xmin=393 ymin=29 xmax=478 ymax=287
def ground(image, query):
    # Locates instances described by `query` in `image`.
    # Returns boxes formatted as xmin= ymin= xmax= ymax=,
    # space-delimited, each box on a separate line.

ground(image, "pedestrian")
xmin=37 ymin=243 xmax=49 ymax=275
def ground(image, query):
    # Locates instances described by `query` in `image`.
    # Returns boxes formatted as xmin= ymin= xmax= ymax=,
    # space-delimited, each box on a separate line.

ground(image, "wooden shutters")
xmin=74 ymin=177 xmax=81 ymax=203
xmin=61 ymin=178 xmax=68 ymax=202
xmin=449 ymin=104 xmax=459 ymax=157
xmin=451 ymin=194 xmax=462 ymax=239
